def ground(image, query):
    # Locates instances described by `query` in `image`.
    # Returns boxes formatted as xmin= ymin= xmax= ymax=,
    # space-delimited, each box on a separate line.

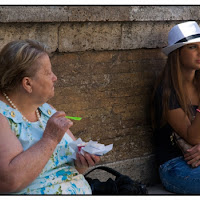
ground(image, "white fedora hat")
xmin=162 ymin=21 xmax=200 ymax=55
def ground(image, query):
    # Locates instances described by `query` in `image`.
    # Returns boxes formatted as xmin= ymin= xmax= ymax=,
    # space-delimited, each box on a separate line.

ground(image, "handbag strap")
xmin=84 ymin=166 xmax=122 ymax=178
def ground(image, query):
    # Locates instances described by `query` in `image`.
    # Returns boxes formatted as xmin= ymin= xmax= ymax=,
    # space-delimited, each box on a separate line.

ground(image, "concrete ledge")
xmin=147 ymin=184 xmax=174 ymax=195
xmin=85 ymin=154 xmax=159 ymax=185
xmin=0 ymin=6 xmax=200 ymax=22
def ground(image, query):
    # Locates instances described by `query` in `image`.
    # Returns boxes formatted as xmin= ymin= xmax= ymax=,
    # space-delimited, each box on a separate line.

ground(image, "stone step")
xmin=147 ymin=184 xmax=174 ymax=194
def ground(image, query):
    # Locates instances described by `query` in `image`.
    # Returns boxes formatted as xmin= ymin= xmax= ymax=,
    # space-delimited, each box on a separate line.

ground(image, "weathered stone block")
xmin=69 ymin=6 xmax=131 ymax=21
xmin=122 ymin=21 xmax=200 ymax=49
xmin=130 ymin=6 xmax=200 ymax=21
xmin=59 ymin=22 xmax=121 ymax=52
xmin=0 ymin=23 xmax=59 ymax=52
xmin=122 ymin=22 xmax=168 ymax=49
xmin=0 ymin=6 xmax=70 ymax=22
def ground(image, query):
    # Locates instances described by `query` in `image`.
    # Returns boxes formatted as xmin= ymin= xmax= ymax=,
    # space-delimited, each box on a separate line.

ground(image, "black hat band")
xmin=175 ymin=34 xmax=200 ymax=44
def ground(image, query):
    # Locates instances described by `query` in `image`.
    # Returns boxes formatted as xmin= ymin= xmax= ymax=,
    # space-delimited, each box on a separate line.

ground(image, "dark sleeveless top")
xmin=154 ymin=85 xmax=197 ymax=166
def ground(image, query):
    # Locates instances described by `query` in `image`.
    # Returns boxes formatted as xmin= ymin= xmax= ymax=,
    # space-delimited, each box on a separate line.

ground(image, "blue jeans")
xmin=159 ymin=156 xmax=200 ymax=194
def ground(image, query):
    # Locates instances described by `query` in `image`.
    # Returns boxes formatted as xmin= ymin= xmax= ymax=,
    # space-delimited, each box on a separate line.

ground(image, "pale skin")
xmin=166 ymin=42 xmax=200 ymax=167
xmin=0 ymin=53 xmax=100 ymax=193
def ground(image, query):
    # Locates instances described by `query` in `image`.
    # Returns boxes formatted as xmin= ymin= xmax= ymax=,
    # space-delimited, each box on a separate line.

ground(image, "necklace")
xmin=3 ymin=92 xmax=45 ymax=130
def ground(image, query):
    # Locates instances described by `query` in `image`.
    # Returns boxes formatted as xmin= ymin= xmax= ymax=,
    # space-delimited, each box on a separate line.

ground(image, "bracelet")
xmin=196 ymin=109 xmax=200 ymax=113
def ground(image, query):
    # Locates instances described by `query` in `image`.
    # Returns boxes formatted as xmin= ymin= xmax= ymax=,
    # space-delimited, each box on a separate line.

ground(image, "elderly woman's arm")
xmin=0 ymin=111 xmax=72 ymax=193
xmin=66 ymin=129 xmax=101 ymax=174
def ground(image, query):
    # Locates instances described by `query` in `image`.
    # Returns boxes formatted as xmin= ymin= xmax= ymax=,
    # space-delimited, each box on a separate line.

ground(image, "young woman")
xmin=152 ymin=21 xmax=200 ymax=194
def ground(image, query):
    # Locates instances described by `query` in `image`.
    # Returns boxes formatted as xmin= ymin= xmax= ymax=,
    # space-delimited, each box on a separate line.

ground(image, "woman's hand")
xmin=184 ymin=144 xmax=200 ymax=167
xmin=74 ymin=152 xmax=101 ymax=174
xmin=43 ymin=111 xmax=73 ymax=143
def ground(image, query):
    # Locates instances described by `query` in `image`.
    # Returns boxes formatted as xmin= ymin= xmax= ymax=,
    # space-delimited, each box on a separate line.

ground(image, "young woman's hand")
xmin=74 ymin=152 xmax=100 ymax=174
xmin=184 ymin=144 xmax=200 ymax=167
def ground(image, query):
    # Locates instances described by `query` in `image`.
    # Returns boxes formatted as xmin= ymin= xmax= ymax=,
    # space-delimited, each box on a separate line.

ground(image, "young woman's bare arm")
xmin=167 ymin=107 xmax=200 ymax=145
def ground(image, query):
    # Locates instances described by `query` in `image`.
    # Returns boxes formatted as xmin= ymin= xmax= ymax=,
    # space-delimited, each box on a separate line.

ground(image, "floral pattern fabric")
xmin=0 ymin=100 xmax=92 ymax=194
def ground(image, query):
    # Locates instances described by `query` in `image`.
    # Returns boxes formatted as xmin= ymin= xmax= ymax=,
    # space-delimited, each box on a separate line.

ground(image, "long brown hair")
xmin=151 ymin=48 xmax=200 ymax=130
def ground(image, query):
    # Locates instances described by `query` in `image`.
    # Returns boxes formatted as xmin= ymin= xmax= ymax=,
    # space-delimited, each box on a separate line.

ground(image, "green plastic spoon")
xmin=65 ymin=116 xmax=82 ymax=121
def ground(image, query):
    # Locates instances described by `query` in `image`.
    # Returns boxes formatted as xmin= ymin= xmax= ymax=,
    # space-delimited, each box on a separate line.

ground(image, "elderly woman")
xmin=0 ymin=40 xmax=100 ymax=194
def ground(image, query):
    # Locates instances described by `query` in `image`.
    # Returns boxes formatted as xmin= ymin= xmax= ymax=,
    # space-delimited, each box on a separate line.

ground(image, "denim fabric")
xmin=159 ymin=156 xmax=200 ymax=194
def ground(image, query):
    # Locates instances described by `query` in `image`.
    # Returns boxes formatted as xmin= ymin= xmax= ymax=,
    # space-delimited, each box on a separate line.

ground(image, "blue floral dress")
xmin=0 ymin=100 xmax=92 ymax=194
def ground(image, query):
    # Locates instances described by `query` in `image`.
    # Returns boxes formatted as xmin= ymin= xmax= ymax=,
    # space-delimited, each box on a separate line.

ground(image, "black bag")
xmin=84 ymin=166 xmax=148 ymax=195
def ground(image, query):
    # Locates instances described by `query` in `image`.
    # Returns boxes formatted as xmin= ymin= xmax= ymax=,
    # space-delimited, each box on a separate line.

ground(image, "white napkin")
xmin=69 ymin=138 xmax=113 ymax=159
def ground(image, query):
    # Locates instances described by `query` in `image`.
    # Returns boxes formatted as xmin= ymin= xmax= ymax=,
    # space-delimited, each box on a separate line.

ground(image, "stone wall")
xmin=1 ymin=6 xmax=200 ymax=185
